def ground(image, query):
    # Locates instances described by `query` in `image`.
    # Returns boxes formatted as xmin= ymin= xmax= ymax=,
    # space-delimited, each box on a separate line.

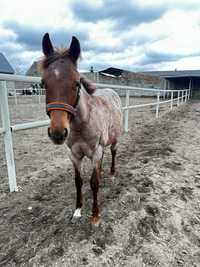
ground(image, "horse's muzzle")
xmin=48 ymin=127 xmax=68 ymax=144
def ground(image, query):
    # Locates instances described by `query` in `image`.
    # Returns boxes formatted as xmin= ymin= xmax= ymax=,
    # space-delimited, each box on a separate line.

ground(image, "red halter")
xmin=46 ymin=84 xmax=81 ymax=117
xmin=46 ymin=102 xmax=77 ymax=117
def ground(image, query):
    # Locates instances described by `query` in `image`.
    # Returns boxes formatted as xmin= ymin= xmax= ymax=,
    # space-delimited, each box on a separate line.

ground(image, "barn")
xmin=0 ymin=53 xmax=15 ymax=74
xmin=142 ymin=70 xmax=200 ymax=98
xmin=0 ymin=53 xmax=16 ymax=94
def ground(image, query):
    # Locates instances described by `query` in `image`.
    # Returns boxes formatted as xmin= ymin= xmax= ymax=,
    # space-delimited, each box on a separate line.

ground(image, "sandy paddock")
xmin=0 ymin=96 xmax=200 ymax=266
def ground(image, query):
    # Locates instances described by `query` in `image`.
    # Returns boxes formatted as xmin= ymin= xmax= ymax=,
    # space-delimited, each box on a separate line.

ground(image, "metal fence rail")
xmin=0 ymin=74 xmax=190 ymax=192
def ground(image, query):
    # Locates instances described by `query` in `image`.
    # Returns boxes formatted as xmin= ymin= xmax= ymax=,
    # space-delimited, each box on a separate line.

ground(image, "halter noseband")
xmin=46 ymin=84 xmax=80 ymax=117
xmin=46 ymin=102 xmax=77 ymax=116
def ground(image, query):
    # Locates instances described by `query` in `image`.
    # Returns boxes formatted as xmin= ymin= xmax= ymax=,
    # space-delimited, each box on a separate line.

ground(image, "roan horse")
xmin=40 ymin=33 xmax=122 ymax=225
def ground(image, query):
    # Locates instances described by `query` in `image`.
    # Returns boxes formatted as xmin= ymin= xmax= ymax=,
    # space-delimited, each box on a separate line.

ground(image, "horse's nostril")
xmin=64 ymin=128 xmax=68 ymax=137
xmin=48 ymin=127 xmax=52 ymax=137
xmin=48 ymin=127 xmax=68 ymax=144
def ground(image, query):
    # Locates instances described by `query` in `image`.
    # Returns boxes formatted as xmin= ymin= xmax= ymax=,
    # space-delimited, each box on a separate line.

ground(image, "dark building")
xmin=0 ymin=53 xmax=15 ymax=74
xmin=100 ymin=67 xmax=124 ymax=77
xmin=92 ymin=67 xmax=163 ymax=89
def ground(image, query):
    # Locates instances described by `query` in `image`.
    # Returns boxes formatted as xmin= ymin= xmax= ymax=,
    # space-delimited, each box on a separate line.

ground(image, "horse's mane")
xmin=38 ymin=48 xmax=69 ymax=71
xmin=37 ymin=48 xmax=96 ymax=95
xmin=80 ymin=75 xmax=96 ymax=95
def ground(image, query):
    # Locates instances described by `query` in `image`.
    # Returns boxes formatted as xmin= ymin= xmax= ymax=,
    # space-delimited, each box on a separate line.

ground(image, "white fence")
xmin=0 ymin=73 xmax=190 ymax=192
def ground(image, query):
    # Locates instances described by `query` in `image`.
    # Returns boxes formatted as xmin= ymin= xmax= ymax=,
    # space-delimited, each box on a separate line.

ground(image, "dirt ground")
xmin=0 ymin=97 xmax=200 ymax=267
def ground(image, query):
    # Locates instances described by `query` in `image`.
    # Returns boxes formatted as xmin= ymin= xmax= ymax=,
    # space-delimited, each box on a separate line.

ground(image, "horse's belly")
xmin=90 ymin=90 xmax=122 ymax=146
xmin=94 ymin=89 xmax=123 ymax=145
xmin=100 ymin=110 xmax=122 ymax=146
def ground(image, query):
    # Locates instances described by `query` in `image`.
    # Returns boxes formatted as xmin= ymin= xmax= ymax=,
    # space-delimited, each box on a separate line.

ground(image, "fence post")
xmin=0 ymin=81 xmax=18 ymax=192
xmin=124 ymin=89 xmax=130 ymax=132
xmin=96 ymin=72 xmax=99 ymax=83
xmin=177 ymin=90 xmax=180 ymax=106
xmin=170 ymin=91 xmax=173 ymax=110
xmin=163 ymin=79 xmax=167 ymax=100
xmin=156 ymin=92 xmax=160 ymax=118
xmin=38 ymin=88 xmax=41 ymax=104
xmin=14 ymin=88 xmax=18 ymax=105
xmin=181 ymin=90 xmax=184 ymax=104
xmin=185 ymin=90 xmax=187 ymax=102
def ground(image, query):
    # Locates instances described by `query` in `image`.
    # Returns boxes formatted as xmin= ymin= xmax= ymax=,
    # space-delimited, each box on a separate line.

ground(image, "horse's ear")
xmin=42 ymin=33 xmax=54 ymax=57
xmin=69 ymin=36 xmax=80 ymax=62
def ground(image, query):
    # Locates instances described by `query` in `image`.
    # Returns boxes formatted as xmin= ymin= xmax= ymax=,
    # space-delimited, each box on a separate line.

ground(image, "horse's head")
xmin=41 ymin=33 xmax=81 ymax=144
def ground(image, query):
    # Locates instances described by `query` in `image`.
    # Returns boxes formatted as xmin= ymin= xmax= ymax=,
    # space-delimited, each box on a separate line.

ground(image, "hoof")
xmin=90 ymin=216 xmax=101 ymax=227
xmin=110 ymin=170 xmax=115 ymax=176
xmin=109 ymin=174 xmax=116 ymax=183
xmin=71 ymin=208 xmax=82 ymax=223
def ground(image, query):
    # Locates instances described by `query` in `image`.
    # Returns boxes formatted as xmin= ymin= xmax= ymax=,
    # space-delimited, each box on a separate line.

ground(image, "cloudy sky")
xmin=0 ymin=0 xmax=200 ymax=73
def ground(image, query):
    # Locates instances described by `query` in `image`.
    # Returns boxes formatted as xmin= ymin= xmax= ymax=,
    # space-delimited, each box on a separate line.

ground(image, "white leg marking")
xmin=110 ymin=175 xmax=116 ymax=182
xmin=73 ymin=208 xmax=82 ymax=218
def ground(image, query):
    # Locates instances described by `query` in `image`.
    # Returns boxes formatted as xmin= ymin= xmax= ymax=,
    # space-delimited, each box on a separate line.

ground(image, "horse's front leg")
xmin=70 ymin=154 xmax=83 ymax=221
xmin=73 ymin=164 xmax=83 ymax=218
xmin=90 ymin=146 xmax=103 ymax=226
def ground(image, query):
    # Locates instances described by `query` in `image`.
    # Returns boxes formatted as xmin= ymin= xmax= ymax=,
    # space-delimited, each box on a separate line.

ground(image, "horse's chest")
xmin=67 ymin=129 xmax=100 ymax=157
xmin=69 ymin=139 xmax=99 ymax=160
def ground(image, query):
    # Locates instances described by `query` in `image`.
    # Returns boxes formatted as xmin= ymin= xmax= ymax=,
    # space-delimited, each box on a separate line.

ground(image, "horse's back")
xmin=94 ymin=88 xmax=122 ymax=111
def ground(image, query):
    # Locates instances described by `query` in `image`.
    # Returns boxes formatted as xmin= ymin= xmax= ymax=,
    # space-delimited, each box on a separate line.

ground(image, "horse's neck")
xmin=73 ymin=90 xmax=91 ymax=124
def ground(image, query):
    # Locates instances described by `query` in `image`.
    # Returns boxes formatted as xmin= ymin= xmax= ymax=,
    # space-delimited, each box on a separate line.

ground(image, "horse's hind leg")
xmin=100 ymin=148 xmax=104 ymax=170
xmin=110 ymin=142 xmax=117 ymax=176
xmin=90 ymin=162 xmax=101 ymax=225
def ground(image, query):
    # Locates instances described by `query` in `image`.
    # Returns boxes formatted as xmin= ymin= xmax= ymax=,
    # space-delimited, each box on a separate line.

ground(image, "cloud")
xmin=139 ymin=51 xmax=182 ymax=65
xmin=139 ymin=50 xmax=200 ymax=66
xmin=3 ymin=22 xmax=43 ymax=51
xmin=71 ymin=0 xmax=166 ymax=30
xmin=1 ymin=0 xmax=200 ymax=73
xmin=3 ymin=21 xmax=89 ymax=51
xmin=0 ymin=21 xmax=90 ymax=72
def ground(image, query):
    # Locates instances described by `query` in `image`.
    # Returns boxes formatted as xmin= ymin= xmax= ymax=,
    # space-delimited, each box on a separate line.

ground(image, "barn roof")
xmin=100 ymin=67 xmax=124 ymax=77
xmin=0 ymin=53 xmax=15 ymax=74
xmin=142 ymin=70 xmax=200 ymax=78
xmin=26 ymin=61 xmax=40 ymax=76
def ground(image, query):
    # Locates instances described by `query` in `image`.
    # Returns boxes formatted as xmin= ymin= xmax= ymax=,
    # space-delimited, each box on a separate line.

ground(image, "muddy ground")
xmin=0 ymin=97 xmax=200 ymax=266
